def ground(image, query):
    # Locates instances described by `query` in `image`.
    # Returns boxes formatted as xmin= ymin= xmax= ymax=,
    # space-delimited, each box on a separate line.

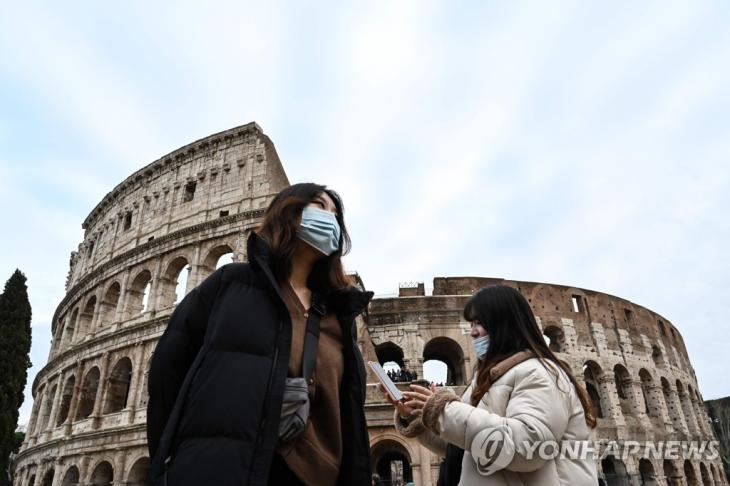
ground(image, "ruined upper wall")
xmin=66 ymin=122 xmax=289 ymax=290
xmin=429 ymin=276 xmax=689 ymax=360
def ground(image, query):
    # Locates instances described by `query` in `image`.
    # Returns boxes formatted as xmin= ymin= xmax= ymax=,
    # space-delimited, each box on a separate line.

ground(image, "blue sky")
xmin=1 ymin=1 xmax=729 ymax=427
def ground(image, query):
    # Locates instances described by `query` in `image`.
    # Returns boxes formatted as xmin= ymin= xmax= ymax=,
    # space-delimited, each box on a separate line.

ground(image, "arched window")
xmin=56 ymin=375 xmax=76 ymax=426
xmin=204 ymin=244 xmax=235 ymax=270
xmin=127 ymin=270 xmax=152 ymax=316
xmin=583 ymin=361 xmax=604 ymax=419
xmin=41 ymin=469 xmax=54 ymax=486
xmin=76 ymin=367 xmax=100 ymax=420
xmin=126 ymin=457 xmax=150 ymax=486
xmin=423 ymin=337 xmax=466 ymax=385
xmin=639 ymin=458 xmax=657 ymax=485
xmin=601 ymin=456 xmax=629 ymax=486
xmin=684 ymin=460 xmax=699 ymax=486
xmin=38 ymin=384 xmax=56 ymax=432
xmin=699 ymin=462 xmax=712 ymax=486
xmin=89 ymin=461 xmax=113 ymax=486
xmin=651 ymin=345 xmax=665 ymax=368
xmin=63 ymin=308 xmax=78 ymax=348
xmin=61 ymin=466 xmax=80 ymax=486
xmin=370 ymin=440 xmax=412 ymax=486
xmin=103 ymin=358 xmax=133 ymax=414
xmin=542 ymin=325 xmax=565 ymax=353
xmin=97 ymin=282 xmax=121 ymax=329
xmin=158 ymin=257 xmax=191 ymax=308
xmin=639 ymin=369 xmax=662 ymax=419
xmin=76 ymin=296 xmax=97 ymax=341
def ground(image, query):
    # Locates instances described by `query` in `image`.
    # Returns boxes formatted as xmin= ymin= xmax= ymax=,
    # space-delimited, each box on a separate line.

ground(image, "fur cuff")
xmin=422 ymin=389 xmax=460 ymax=434
xmin=394 ymin=409 xmax=426 ymax=437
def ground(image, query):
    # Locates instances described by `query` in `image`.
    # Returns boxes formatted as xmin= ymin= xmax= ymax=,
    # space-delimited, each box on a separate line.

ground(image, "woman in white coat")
xmin=381 ymin=284 xmax=599 ymax=485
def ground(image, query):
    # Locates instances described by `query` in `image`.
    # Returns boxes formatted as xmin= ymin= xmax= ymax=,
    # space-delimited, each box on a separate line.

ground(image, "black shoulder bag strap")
xmin=302 ymin=294 xmax=326 ymax=383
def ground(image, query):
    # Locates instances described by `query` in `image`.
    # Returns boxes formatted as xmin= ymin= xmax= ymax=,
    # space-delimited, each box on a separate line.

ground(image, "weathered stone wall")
xmin=13 ymin=123 xmax=289 ymax=486
xmin=365 ymin=279 xmax=727 ymax=486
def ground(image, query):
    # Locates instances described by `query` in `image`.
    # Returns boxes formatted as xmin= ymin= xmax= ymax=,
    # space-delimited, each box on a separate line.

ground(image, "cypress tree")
xmin=0 ymin=270 xmax=32 ymax=486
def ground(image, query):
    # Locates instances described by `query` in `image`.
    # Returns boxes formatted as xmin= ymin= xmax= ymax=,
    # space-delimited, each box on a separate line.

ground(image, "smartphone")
xmin=368 ymin=361 xmax=405 ymax=402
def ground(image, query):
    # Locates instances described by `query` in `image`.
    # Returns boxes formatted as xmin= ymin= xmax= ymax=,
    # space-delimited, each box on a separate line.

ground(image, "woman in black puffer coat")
xmin=146 ymin=183 xmax=374 ymax=486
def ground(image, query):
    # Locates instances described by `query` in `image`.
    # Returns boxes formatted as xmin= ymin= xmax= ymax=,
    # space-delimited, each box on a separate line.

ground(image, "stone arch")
xmin=613 ymin=364 xmax=635 ymax=416
xmin=370 ymin=438 xmax=413 ymax=486
xmin=158 ymin=256 xmax=191 ymax=308
xmin=699 ymin=462 xmax=712 ymax=486
xmin=41 ymin=467 xmax=54 ymax=486
xmin=375 ymin=342 xmax=405 ymax=370
xmin=76 ymin=295 xmax=97 ymax=342
xmin=61 ymin=465 xmax=80 ymax=486
xmin=583 ymin=360 xmax=604 ymax=419
xmin=97 ymin=281 xmax=121 ymax=329
xmin=103 ymin=357 xmax=133 ymax=414
xmin=56 ymin=374 xmax=76 ymax=426
xmin=422 ymin=336 xmax=466 ymax=385
xmin=38 ymin=383 xmax=56 ymax=432
xmin=543 ymin=325 xmax=566 ymax=353
xmin=126 ymin=269 xmax=152 ymax=316
xmin=601 ymin=456 xmax=630 ymax=486
xmin=639 ymin=368 xmax=662 ymax=419
xmin=639 ymin=458 xmax=658 ymax=485
xmin=27 ymin=474 xmax=36 ymax=486
xmin=203 ymin=243 xmax=235 ymax=270
xmin=76 ymin=366 xmax=101 ymax=420
xmin=126 ymin=456 xmax=149 ymax=486
xmin=88 ymin=460 xmax=114 ymax=486
xmin=63 ymin=307 xmax=79 ymax=347
xmin=652 ymin=344 xmax=665 ymax=368
xmin=684 ymin=460 xmax=700 ymax=486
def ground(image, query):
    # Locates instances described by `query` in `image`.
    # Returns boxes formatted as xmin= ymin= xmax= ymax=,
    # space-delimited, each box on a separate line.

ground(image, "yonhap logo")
xmin=470 ymin=425 xmax=516 ymax=475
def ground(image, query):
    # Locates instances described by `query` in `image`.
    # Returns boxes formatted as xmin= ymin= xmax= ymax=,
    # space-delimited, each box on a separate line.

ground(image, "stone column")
xmin=47 ymin=373 xmax=64 ymax=432
xmin=598 ymin=375 xmax=626 ymax=426
xmin=665 ymin=383 xmax=690 ymax=438
xmin=126 ymin=343 xmax=147 ymax=422
xmin=78 ymin=456 xmax=91 ymax=486
xmin=648 ymin=383 xmax=674 ymax=432
xmin=678 ymin=388 xmax=701 ymax=439
xmin=630 ymin=380 xmax=653 ymax=430
xmin=113 ymin=272 xmax=131 ymax=324
xmin=186 ymin=244 xmax=203 ymax=292
xmin=114 ymin=449 xmax=127 ymax=486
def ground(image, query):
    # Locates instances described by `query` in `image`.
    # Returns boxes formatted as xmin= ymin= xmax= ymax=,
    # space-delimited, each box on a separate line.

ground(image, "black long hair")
xmin=463 ymin=284 xmax=596 ymax=428
xmin=256 ymin=183 xmax=354 ymax=293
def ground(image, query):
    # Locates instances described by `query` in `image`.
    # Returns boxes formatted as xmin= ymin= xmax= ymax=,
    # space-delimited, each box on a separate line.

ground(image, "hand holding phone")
xmin=368 ymin=361 xmax=405 ymax=402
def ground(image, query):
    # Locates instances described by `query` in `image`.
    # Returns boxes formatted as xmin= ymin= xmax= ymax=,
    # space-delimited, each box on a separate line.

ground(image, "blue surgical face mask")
xmin=473 ymin=335 xmax=490 ymax=360
xmin=297 ymin=206 xmax=341 ymax=256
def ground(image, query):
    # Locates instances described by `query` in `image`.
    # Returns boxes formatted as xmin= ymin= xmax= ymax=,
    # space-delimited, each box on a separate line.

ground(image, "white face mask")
xmin=473 ymin=335 xmax=490 ymax=360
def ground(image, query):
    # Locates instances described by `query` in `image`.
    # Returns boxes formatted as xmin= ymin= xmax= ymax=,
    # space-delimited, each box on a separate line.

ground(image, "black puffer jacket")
xmin=146 ymin=232 xmax=374 ymax=485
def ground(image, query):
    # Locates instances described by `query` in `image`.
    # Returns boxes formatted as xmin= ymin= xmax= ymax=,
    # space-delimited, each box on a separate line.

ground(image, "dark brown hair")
xmin=256 ymin=183 xmax=354 ymax=294
xmin=464 ymin=285 xmax=597 ymax=428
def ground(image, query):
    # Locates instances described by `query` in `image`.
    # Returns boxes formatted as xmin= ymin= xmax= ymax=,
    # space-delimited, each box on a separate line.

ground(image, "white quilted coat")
xmin=402 ymin=357 xmax=598 ymax=486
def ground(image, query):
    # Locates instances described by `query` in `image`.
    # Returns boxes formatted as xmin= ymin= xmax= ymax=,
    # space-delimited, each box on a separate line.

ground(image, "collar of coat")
xmin=488 ymin=350 xmax=535 ymax=383
xmin=246 ymin=231 xmax=374 ymax=317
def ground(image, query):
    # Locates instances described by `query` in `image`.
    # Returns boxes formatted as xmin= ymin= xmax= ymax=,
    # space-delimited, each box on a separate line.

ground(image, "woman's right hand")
xmin=378 ymin=383 xmax=415 ymax=418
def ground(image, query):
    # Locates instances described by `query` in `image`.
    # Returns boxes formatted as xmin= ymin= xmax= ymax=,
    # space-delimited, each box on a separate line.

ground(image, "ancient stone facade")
xmin=361 ymin=278 xmax=728 ymax=486
xmin=13 ymin=124 xmax=727 ymax=486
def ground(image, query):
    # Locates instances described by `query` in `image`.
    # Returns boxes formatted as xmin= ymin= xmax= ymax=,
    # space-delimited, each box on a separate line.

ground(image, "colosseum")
xmin=12 ymin=122 xmax=727 ymax=486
